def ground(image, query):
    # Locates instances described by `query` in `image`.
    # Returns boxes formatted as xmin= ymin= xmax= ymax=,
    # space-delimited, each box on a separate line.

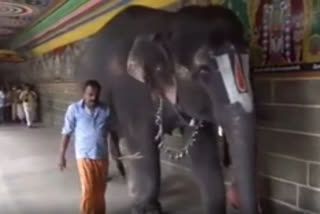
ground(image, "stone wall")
xmin=254 ymin=75 xmax=320 ymax=214
xmin=38 ymin=82 xmax=80 ymax=127
xmin=0 ymin=40 xmax=88 ymax=126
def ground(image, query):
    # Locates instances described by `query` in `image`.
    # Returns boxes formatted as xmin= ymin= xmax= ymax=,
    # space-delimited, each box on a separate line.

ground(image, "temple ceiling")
xmin=0 ymin=0 xmax=61 ymax=47
xmin=0 ymin=0 xmax=179 ymax=63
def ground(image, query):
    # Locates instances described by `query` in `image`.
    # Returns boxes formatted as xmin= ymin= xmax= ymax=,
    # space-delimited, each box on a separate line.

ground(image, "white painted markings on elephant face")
xmin=215 ymin=54 xmax=253 ymax=113
xmin=240 ymin=53 xmax=253 ymax=99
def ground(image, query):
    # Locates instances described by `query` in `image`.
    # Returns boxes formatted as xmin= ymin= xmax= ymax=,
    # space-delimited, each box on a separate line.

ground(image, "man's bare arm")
xmin=58 ymin=135 xmax=71 ymax=171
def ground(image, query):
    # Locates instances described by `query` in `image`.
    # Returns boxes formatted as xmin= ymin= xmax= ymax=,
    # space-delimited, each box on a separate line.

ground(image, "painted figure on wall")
xmin=304 ymin=0 xmax=320 ymax=62
xmin=253 ymin=0 xmax=305 ymax=66
xmin=310 ymin=0 xmax=320 ymax=54
xmin=27 ymin=42 xmax=85 ymax=83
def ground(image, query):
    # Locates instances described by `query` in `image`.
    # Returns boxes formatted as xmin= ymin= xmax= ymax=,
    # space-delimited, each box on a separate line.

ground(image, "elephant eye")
xmin=155 ymin=65 xmax=162 ymax=72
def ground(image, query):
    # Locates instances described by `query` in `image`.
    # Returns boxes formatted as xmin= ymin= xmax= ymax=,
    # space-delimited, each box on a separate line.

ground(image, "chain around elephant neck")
xmin=154 ymin=97 xmax=164 ymax=142
xmin=154 ymin=97 xmax=203 ymax=161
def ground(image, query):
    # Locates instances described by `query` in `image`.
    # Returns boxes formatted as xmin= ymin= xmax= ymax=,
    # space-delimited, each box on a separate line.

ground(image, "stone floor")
xmin=0 ymin=124 xmax=237 ymax=214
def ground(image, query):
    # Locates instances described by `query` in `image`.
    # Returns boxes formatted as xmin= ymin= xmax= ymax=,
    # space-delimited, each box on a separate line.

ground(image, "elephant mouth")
xmin=164 ymin=85 xmax=177 ymax=105
xmin=163 ymin=78 xmax=177 ymax=105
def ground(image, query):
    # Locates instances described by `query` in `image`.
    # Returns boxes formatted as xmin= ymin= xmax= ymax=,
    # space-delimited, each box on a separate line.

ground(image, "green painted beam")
xmin=25 ymin=0 xmax=68 ymax=31
xmin=14 ymin=0 xmax=88 ymax=44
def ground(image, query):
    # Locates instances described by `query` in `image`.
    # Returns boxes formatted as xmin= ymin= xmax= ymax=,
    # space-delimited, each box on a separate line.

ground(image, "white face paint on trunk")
xmin=215 ymin=54 xmax=253 ymax=113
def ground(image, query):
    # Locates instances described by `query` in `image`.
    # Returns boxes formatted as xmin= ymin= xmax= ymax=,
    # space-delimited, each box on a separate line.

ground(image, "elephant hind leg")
xmin=187 ymin=125 xmax=226 ymax=214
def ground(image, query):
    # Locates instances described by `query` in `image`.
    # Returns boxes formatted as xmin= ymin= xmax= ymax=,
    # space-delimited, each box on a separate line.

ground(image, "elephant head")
xmin=174 ymin=6 xmax=258 ymax=214
xmin=127 ymin=33 xmax=177 ymax=104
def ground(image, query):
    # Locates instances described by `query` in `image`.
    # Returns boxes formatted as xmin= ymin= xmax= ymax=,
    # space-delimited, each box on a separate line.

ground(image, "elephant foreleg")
xmin=109 ymin=131 xmax=126 ymax=178
xmin=186 ymin=124 xmax=226 ymax=214
xmin=120 ymin=135 xmax=163 ymax=214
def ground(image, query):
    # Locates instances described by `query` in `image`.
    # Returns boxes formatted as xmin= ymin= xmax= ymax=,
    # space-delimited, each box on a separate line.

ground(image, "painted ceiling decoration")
xmin=0 ymin=1 xmax=33 ymax=17
xmin=0 ymin=0 xmax=63 ymax=46
xmin=15 ymin=0 xmax=178 ymax=55
xmin=1 ymin=0 xmax=178 ymax=57
xmin=25 ymin=0 xmax=67 ymax=29
xmin=0 ymin=49 xmax=25 ymax=63
xmin=15 ymin=0 xmax=97 ymax=46
xmin=23 ymin=0 xmax=135 ymax=49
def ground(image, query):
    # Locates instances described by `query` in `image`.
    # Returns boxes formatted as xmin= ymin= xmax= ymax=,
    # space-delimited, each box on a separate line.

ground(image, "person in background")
xmin=9 ymin=85 xmax=19 ymax=122
xmin=58 ymin=80 xmax=111 ymax=214
xmin=16 ymin=86 xmax=25 ymax=124
xmin=0 ymin=86 xmax=5 ymax=124
xmin=4 ymin=86 xmax=12 ymax=123
xmin=20 ymin=84 xmax=37 ymax=128
xmin=31 ymin=85 xmax=39 ymax=123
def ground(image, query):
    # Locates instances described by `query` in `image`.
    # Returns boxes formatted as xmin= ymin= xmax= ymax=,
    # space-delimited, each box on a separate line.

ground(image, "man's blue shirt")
xmin=62 ymin=100 xmax=110 ymax=159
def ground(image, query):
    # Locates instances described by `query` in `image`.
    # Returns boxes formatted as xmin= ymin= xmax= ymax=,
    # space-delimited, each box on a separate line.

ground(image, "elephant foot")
xmin=131 ymin=202 xmax=166 ymax=214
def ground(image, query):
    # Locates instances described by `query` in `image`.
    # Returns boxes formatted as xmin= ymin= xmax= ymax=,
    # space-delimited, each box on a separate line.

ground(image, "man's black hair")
xmin=83 ymin=80 xmax=101 ymax=92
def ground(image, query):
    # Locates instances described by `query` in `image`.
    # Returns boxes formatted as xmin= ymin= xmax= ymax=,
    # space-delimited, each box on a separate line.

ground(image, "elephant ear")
xmin=127 ymin=55 xmax=145 ymax=83
xmin=127 ymin=33 xmax=163 ymax=83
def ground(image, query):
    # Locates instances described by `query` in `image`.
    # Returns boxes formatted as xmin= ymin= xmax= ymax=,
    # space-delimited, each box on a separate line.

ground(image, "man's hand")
xmin=58 ymin=135 xmax=71 ymax=171
xmin=58 ymin=155 xmax=67 ymax=171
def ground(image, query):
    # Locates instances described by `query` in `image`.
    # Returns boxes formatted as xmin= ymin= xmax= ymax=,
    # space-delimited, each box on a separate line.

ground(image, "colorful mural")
xmin=210 ymin=0 xmax=320 ymax=72
xmin=27 ymin=40 xmax=87 ymax=82
xmin=251 ymin=0 xmax=305 ymax=68
xmin=304 ymin=0 xmax=320 ymax=62
xmin=0 ymin=0 xmax=62 ymax=45
xmin=28 ymin=0 xmax=179 ymax=55
xmin=0 ymin=50 xmax=25 ymax=63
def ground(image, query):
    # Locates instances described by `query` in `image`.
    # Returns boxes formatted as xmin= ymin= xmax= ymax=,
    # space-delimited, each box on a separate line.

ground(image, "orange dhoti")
xmin=77 ymin=159 xmax=109 ymax=214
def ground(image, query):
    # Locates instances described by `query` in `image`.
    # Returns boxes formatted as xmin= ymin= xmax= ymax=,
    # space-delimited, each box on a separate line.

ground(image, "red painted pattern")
xmin=234 ymin=55 xmax=248 ymax=93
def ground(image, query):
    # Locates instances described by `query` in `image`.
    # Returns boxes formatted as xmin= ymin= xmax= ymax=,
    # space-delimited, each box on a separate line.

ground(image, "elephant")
xmin=76 ymin=5 xmax=258 ymax=214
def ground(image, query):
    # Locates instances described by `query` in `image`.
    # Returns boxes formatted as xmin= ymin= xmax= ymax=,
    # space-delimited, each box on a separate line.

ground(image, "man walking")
xmin=10 ymin=85 xmax=19 ymax=122
xmin=0 ymin=86 xmax=5 ymax=124
xmin=58 ymin=80 xmax=111 ymax=214
xmin=20 ymin=84 xmax=37 ymax=127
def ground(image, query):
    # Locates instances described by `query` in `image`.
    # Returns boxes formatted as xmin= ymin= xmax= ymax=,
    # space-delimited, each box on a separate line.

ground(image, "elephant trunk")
xmin=222 ymin=106 xmax=259 ymax=214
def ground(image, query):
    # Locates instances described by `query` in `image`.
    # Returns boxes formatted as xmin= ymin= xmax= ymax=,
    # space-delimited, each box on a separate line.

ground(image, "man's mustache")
xmin=88 ymin=99 xmax=98 ymax=104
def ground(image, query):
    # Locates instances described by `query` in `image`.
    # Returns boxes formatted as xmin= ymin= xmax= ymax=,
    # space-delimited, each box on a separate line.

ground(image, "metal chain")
xmin=154 ymin=97 xmax=203 ymax=161
xmin=154 ymin=98 xmax=163 ymax=142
